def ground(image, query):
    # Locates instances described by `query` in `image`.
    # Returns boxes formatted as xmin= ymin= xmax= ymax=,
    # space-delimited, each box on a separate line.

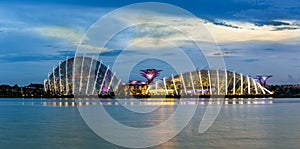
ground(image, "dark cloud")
xmin=100 ymin=50 xmax=148 ymax=57
xmin=230 ymin=0 xmax=300 ymax=23
xmin=272 ymin=27 xmax=299 ymax=31
xmin=211 ymin=19 xmax=241 ymax=29
xmin=57 ymin=50 xmax=75 ymax=57
xmin=0 ymin=50 xmax=76 ymax=63
xmin=0 ymin=54 xmax=65 ymax=63
xmin=243 ymin=58 xmax=260 ymax=63
xmin=263 ymin=48 xmax=278 ymax=51
xmin=43 ymin=45 xmax=54 ymax=48
xmin=4 ymin=0 xmax=300 ymax=26
xmin=254 ymin=21 xmax=290 ymax=27
xmin=209 ymin=51 xmax=237 ymax=57
xmin=99 ymin=50 xmax=122 ymax=56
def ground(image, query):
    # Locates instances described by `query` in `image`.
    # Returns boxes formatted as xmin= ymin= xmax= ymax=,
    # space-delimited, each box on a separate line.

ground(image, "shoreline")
xmin=1 ymin=95 xmax=300 ymax=99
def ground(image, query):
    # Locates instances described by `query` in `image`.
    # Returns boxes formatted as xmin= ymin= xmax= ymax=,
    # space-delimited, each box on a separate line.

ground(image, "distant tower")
xmin=256 ymin=75 xmax=272 ymax=87
xmin=140 ymin=69 xmax=162 ymax=84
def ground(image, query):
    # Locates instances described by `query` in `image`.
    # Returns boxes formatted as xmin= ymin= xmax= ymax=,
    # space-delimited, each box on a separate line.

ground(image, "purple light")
xmin=140 ymin=82 xmax=147 ymax=85
xmin=103 ymin=81 xmax=107 ymax=93
xmin=261 ymin=76 xmax=268 ymax=81
xmin=140 ymin=69 xmax=162 ymax=84
xmin=128 ymin=80 xmax=148 ymax=85
xmin=196 ymin=89 xmax=208 ymax=93
xmin=146 ymin=74 xmax=154 ymax=80
xmin=256 ymin=75 xmax=272 ymax=87
xmin=129 ymin=80 xmax=139 ymax=85
xmin=187 ymin=90 xmax=193 ymax=94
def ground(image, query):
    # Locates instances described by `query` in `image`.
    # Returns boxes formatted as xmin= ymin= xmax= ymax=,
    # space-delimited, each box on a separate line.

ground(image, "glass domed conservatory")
xmin=44 ymin=56 xmax=120 ymax=96
xmin=145 ymin=69 xmax=272 ymax=97
xmin=44 ymin=56 xmax=272 ymax=97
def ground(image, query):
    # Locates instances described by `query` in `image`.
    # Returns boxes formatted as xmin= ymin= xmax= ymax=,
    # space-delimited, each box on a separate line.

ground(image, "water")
xmin=0 ymin=98 xmax=300 ymax=149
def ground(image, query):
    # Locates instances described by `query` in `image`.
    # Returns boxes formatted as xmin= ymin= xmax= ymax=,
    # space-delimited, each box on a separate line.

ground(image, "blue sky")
xmin=0 ymin=0 xmax=299 ymax=85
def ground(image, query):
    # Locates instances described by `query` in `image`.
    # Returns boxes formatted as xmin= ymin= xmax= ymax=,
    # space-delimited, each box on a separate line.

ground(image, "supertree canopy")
xmin=140 ymin=69 xmax=162 ymax=84
xmin=256 ymin=75 xmax=273 ymax=87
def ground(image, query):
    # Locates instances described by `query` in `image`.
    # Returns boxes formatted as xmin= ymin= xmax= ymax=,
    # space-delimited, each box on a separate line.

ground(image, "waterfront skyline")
xmin=0 ymin=0 xmax=300 ymax=85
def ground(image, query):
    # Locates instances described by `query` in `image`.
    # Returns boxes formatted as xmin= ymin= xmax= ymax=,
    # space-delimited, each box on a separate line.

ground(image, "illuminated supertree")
xmin=256 ymin=75 xmax=272 ymax=87
xmin=140 ymin=69 xmax=162 ymax=84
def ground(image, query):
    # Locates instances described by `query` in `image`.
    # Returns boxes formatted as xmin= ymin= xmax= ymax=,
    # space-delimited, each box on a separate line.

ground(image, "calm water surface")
xmin=0 ymin=98 xmax=300 ymax=149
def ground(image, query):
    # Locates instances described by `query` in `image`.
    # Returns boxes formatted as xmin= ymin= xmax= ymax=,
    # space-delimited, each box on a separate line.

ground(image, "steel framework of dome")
xmin=146 ymin=69 xmax=272 ymax=96
xmin=44 ymin=56 xmax=120 ymax=95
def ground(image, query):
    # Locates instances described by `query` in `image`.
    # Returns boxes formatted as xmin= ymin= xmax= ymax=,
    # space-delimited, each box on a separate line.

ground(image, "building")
xmin=44 ymin=56 xmax=120 ymax=96
xmin=146 ymin=69 xmax=272 ymax=97
xmin=44 ymin=56 xmax=272 ymax=97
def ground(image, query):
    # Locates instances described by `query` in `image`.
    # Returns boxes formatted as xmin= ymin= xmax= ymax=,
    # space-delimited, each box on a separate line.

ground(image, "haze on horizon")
xmin=0 ymin=0 xmax=299 ymax=86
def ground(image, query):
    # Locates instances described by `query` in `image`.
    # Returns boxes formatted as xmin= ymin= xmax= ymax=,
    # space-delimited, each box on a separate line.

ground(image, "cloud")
xmin=231 ymin=0 xmax=300 ymax=22
xmin=0 ymin=50 xmax=75 ymax=63
xmin=0 ymin=54 xmax=63 ymax=63
xmin=208 ymin=51 xmax=237 ymax=57
xmin=243 ymin=58 xmax=260 ymax=63
xmin=211 ymin=19 xmax=241 ymax=29
xmin=0 ymin=2 xmax=300 ymax=84
xmin=272 ymin=27 xmax=299 ymax=31
xmin=99 ymin=50 xmax=123 ymax=56
xmin=57 ymin=50 xmax=75 ymax=57
xmin=76 ymin=4 xmax=300 ymax=84
xmin=99 ymin=49 xmax=148 ymax=57
xmin=255 ymin=21 xmax=290 ymax=27
xmin=94 ymin=8 xmax=300 ymax=46
xmin=34 ymin=26 xmax=84 ymax=45
xmin=0 ymin=3 xmax=110 ymax=50
xmin=263 ymin=48 xmax=277 ymax=51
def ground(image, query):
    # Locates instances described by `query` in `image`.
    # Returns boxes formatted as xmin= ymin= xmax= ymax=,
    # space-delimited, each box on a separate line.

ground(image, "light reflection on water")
xmin=0 ymin=98 xmax=274 ymax=107
xmin=0 ymin=98 xmax=300 ymax=149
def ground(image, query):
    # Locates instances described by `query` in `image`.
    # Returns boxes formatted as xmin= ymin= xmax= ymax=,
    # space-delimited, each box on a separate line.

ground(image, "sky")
xmin=0 ymin=0 xmax=299 ymax=85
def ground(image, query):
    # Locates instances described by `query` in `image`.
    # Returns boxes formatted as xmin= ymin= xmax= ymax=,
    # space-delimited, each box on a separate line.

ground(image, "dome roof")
xmin=44 ymin=56 xmax=120 ymax=96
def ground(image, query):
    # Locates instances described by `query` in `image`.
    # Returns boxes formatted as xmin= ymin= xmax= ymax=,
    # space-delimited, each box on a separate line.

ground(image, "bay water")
xmin=0 ymin=98 xmax=300 ymax=149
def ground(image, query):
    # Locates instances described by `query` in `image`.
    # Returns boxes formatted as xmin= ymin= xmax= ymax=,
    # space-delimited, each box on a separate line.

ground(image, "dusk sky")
xmin=0 ymin=0 xmax=300 ymax=85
